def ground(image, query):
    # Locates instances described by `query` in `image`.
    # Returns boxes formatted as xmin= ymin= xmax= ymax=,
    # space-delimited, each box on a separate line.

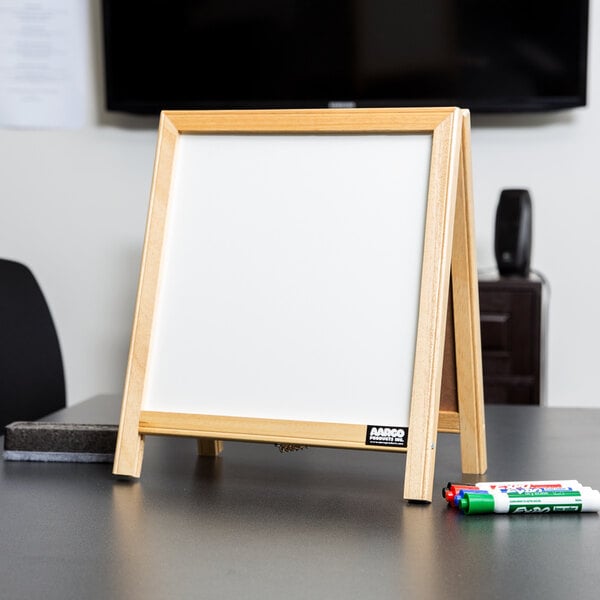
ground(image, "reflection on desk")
xmin=1 ymin=395 xmax=599 ymax=600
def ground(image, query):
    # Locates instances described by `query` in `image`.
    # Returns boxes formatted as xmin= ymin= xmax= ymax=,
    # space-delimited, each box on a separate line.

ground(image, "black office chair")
xmin=0 ymin=259 xmax=66 ymax=432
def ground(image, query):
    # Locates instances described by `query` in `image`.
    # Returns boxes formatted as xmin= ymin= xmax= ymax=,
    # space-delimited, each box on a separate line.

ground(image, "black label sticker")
xmin=365 ymin=425 xmax=408 ymax=448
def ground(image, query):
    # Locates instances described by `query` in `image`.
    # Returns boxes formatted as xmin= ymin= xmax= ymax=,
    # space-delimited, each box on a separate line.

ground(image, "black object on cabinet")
xmin=494 ymin=189 xmax=532 ymax=277
xmin=478 ymin=277 xmax=543 ymax=405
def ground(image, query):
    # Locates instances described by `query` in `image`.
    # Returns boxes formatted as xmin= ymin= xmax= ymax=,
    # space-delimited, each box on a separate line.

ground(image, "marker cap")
xmin=458 ymin=493 xmax=496 ymax=515
xmin=443 ymin=484 xmax=479 ymax=504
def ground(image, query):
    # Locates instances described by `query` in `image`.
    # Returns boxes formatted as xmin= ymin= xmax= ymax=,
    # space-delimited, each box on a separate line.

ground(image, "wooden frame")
xmin=113 ymin=108 xmax=486 ymax=502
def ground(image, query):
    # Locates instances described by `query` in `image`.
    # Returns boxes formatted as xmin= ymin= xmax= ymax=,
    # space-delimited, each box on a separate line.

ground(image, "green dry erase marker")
xmin=458 ymin=488 xmax=600 ymax=515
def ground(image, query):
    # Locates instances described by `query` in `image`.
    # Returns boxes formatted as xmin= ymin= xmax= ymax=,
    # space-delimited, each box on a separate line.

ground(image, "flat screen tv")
xmin=101 ymin=0 xmax=589 ymax=114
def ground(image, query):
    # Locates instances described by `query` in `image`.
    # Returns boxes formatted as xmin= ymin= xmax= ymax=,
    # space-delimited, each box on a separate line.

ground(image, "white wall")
xmin=471 ymin=3 xmax=599 ymax=408
xmin=1 ymin=2 xmax=598 ymax=408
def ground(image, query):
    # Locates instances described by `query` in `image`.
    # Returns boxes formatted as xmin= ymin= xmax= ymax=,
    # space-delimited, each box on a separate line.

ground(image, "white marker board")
xmin=144 ymin=133 xmax=430 ymax=426
xmin=114 ymin=108 xmax=487 ymax=502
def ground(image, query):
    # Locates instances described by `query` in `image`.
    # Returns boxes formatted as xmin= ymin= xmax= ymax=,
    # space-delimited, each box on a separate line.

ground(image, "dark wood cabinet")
xmin=478 ymin=277 xmax=544 ymax=405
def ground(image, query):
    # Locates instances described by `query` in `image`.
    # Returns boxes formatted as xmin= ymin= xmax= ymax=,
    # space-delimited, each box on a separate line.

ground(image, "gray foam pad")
xmin=3 ymin=422 xmax=118 ymax=462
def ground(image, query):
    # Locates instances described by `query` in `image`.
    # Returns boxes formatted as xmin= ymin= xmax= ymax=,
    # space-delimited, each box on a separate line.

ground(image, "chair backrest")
xmin=0 ymin=259 xmax=66 ymax=431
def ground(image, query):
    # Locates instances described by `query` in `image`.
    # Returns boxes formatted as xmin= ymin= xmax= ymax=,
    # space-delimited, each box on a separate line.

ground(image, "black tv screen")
xmin=102 ymin=0 xmax=589 ymax=114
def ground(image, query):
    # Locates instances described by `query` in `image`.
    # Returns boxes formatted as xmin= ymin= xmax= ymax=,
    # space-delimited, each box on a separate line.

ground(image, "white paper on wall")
xmin=0 ymin=0 xmax=89 ymax=129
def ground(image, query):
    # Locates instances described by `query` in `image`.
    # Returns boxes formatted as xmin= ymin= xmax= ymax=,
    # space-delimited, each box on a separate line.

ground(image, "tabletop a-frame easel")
xmin=113 ymin=108 xmax=487 ymax=502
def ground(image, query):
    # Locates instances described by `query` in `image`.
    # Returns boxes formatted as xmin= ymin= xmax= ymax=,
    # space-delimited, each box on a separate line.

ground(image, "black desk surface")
xmin=2 ymin=395 xmax=599 ymax=599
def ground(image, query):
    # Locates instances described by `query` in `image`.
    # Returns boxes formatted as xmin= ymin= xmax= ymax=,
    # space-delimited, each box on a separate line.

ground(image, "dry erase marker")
xmin=451 ymin=487 xmax=565 ymax=508
xmin=452 ymin=482 xmax=583 ymax=507
xmin=459 ymin=489 xmax=600 ymax=515
xmin=476 ymin=480 xmax=582 ymax=492
xmin=451 ymin=487 xmax=572 ymax=508
xmin=443 ymin=480 xmax=582 ymax=506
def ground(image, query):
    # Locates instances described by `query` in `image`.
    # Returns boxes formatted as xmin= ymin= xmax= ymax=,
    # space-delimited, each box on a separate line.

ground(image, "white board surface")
xmin=143 ymin=133 xmax=431 ymax=426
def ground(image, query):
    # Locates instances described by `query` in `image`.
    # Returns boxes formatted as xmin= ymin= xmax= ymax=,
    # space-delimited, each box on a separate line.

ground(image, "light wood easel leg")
xmin=403 ymin=111 xmax=463 ymax=502
xmin=113 ymin=386 xmax=146 ymax=477
xmin=451 ymin=111 xmax=487 ymax=475
xmin=113 ymin=429 xmax=145 ymax=478
xmin=113 ymin=116 xmax=181 ymax=479
xmin=197 ymin=439 xmax=224 ymax=456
